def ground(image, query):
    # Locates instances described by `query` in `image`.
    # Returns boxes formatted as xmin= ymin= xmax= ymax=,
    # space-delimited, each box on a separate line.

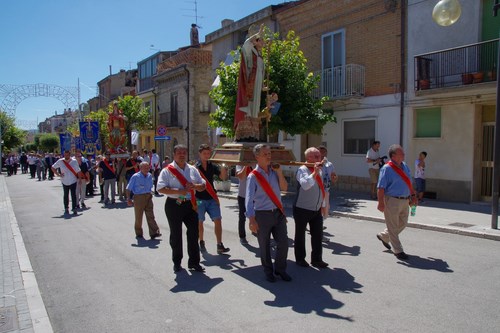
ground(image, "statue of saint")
xmin=108 ymin=102 xmax=127 ymax=152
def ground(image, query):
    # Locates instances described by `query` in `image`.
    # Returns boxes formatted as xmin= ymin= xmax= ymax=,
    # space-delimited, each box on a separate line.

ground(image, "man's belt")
xmin=390 ymin=196 xmax=410 ymax=200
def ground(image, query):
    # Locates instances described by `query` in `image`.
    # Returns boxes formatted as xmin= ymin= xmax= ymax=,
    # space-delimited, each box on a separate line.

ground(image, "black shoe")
xmin=81 ymin=203 xmax=87 ymax=209
xmin=395 ymin=252 xmax=409 ymax=260
xmin=199 ymin=240 xmax=206 ymax=252
xmin=64 ymin=209 xmax=69 ymax=215
xmin=217 ymin=243 xmax=230 ymax=254
xmin=311 ymin=261 xmax=329 ymax=268
xmin=275 ymin=271 xmax=292 ymax=282
xmin=188 ymin=264 xmax=205 ymax=272
xmin=150 ymin=233 xmax=162 ymax=239
xmin=72 ymin=209 xmax=78 ymax=215
xmin=296 ymin=260 xmax=310 ymax=267
xmin=265 ymin=273 xmax=276 ymax=283
xmin=377 ymin=235 xmax=391 ymax=250
xmin=173 ymin=264 xmax=182 ymax=273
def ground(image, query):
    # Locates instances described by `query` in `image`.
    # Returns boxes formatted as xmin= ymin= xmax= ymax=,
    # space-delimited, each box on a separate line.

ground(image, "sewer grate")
xmin=448 ymin=222 xmax=475 ymax=228
xmin=0 ymin=306 xmax=19 ymax=333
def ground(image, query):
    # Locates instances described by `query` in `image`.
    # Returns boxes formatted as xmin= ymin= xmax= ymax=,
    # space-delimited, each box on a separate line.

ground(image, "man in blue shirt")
xmin=126 ymin=162 xmax=161 ymax=240
xmin=246 ymin=144 xmax=291 ymax=282
xmin=376 ymin=144 xmax=417 ymax=260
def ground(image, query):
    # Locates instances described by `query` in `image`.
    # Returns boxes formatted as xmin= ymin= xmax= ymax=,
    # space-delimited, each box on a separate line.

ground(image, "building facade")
xmin=276 ymin=0 xmax=404 ymax=192
xmin=407 ymin=0 xmax=499 ymax=202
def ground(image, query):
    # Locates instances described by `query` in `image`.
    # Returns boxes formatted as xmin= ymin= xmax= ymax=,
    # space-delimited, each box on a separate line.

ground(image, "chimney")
xmin=221 ymin=19 xmax=234 ymax=27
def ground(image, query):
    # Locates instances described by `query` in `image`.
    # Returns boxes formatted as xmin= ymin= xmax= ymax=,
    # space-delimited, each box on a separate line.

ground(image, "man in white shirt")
xmin=149 ymin=149 xmax=161 ymax=195
xmin=414 ymin=151 xmax=427 ymax=202
xmin=366 ymin=141 xmax=381 ymax=200
xmin=51 ymin=150 xmax=81 ymax=215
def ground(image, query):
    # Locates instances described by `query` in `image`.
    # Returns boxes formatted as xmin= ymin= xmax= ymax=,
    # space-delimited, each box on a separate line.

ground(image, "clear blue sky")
xmin=0 ymin=0 xmax=282 ymax=128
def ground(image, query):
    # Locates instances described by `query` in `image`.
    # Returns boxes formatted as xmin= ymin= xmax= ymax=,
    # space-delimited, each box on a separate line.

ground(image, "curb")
xmin=219 ymin=192 xmax=500 ymax=242
xmin=333 ymin=212 xmax=500 ymax=242
xmin=5 ymin=180 xmax=54 ymax=333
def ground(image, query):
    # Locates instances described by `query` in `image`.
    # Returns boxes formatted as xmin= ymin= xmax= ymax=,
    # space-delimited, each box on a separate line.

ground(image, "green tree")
xmin=209 ymin=30 xmax=334 ymax=138
xmin=0 ymin=111 xmax=25 ymax=151
xmin=116 ymin=95 xmax=152 ymax=152
xmin=39 ymin=134 xmax=60 ymax=152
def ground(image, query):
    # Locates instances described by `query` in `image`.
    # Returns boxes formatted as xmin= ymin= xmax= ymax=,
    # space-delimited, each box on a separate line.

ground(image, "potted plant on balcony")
xmin=419 ymin=79 xmax=430 ymax=90
xmin=461 ymin=73 xmax=473 ymax=85
xmin=472 ymin=72 xmax=484 ymax=83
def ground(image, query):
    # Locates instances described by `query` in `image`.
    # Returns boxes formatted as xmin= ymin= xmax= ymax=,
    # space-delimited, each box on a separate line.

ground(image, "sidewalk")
xmin=219 ymin=183 xmax=500 ymax=241
xmin=0 ymin=175 xmax=53 ymax=333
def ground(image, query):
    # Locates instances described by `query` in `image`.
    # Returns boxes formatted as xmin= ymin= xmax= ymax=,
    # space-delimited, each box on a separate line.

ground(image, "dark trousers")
xmin=153 ymin=169 xmax=160 ymax=192
xmin=86 ymin=173 xmax=94 ymax=195
xmin=29 ymin=164 xmax=36 ymax=178
xmin=63 ymin=182 xmax=77 ymax=211
xmin=165 ymin=198 xmax=200 ymax=266
xmin=293 ymin=206 xmax=324 ymax=262
xmin=48 ymin=167 xmax=54 ymax=180
xmin=255 ymin=210 xmax=288 ymax=275
xmin=237 ymin=196 xmax=247 ymax=239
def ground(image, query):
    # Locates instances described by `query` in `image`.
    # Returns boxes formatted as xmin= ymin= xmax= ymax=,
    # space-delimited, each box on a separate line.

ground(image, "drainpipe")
xmin=182 ymin=65 xmax=191 ymax=159
xmin=152 ymin=87 xmax=158 ymax=154
xmin=399 ymin=0 xmax=406 ymax=146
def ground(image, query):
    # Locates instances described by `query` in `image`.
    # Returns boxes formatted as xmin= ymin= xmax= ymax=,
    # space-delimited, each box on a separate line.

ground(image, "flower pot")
xmin=461 ymin=73 xmax=473 ymax=85
xmin=419 ymin=79 xmax=430 ymax=90
xmin=472 ymin=72 xmax=484 ymax=83
xmin=214 ymin=180 xmax=231 ymax=192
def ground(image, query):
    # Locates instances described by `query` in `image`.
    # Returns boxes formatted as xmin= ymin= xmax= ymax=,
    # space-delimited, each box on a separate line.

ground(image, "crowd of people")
xmin=3 ymin=140 xmax=426 ymax=282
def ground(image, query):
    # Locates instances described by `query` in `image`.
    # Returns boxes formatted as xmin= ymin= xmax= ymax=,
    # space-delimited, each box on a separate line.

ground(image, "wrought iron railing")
xmin=312 ymin=64 xmax=365 ymax=99
xmin=414 ymin=39 xmax=498 ymax=91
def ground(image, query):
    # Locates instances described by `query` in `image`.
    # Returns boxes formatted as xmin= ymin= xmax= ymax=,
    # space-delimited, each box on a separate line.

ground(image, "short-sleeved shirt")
xmin=126 ymin=158 xmax=141 ymax=178
xmin=414 ymin=159 xmax=425 ymax=179
xmin=366 ymin=148 xmax=381 ymax=170
xmin=156 ymin=161 xmax=205 ymax=200
xmin=236 ymin=165 xmax=253 ymax=198
xmin=245 ymin=166 xmax=282 ymax=218
xmin=99 ymin=159 xmax=116 ymax=180
xmin=52 ymin=158 xmax=81 ymax=186
xmin=195 ymin=161 xmax=221 ymax=201
xmin=127 ymin=171 xmax=153 ymax=195
xmin=321 ymin=159 xmax=335 ymax=190
xmin=377 ymin=161 xmax=411 ymax=197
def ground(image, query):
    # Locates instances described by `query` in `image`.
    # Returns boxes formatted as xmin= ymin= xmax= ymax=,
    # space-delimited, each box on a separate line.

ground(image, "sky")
xmin=0 ymin=0 xmax=283 ymax=128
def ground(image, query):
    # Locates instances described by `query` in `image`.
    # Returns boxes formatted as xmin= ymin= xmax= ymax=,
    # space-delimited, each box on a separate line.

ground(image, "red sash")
xmin=198 ymin=171 xmax=220 ymax=205
xmin=131 ymin=159 xmax=139 ymax=172
xmin=246 ymin=166 xmax=253 ymax=176
xmin=387 ymin=161 xmax=414 ymax=193
xmin=62 ymin=160 xmax=78 ymax=178
xmin=166 ymin=164 xmax=198 ymax=212
xmin=250 ymin=169 xmax=284 ymax=215
xmin=307 ymin=167 xmax=326 ymax=200
xmin=103 ymin=159 xmax=115 ymax=174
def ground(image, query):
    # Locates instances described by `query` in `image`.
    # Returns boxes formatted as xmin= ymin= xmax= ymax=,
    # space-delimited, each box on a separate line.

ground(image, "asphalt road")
xmin=6 ymin=174 xmax=500 ymax=333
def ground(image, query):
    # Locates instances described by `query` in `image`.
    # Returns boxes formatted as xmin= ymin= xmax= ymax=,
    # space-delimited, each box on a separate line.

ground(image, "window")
xmin=170 ymin=92 xmax=178 ymax=127
xmin=415 ymin=107 xmax=441 ymax=138
xmin=321 ymin=29 xmax=345 ymax=97
xmin=343 ymin=119 xmax=375 ymax=154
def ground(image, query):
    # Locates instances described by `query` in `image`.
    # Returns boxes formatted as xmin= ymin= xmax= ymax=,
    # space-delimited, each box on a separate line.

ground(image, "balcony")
xmin=312 ymin=64 xmax=365 ymax=100
xmin=414 ymin=39 xmax=498 ymax=91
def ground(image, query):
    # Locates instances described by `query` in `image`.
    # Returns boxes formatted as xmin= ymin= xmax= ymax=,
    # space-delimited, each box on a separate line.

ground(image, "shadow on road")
xmin=170 ymin=270 xmax=223 ymax=294
xmin=397 ymin=255 xmax=453 ymax=272
xmin=323 ymin=236 xmax=361 ymax=256
xmin=233 ymin=263 xmax=361 ymax=321
xmin=131 ymin=237 xmax=161 ymax=249
xmin=201 ymin=252 xmax=247 ymax=270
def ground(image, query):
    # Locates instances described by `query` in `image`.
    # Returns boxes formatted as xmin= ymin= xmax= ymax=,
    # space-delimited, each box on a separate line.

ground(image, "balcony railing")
xmin=414 ymin=39 xmax=498 ymax=91
xmin=312 ymin=64 xmax=365 ymax=99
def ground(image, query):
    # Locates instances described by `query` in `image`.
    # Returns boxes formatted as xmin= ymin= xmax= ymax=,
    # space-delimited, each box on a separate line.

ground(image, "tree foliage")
xmin=38 ymin=134 xmax=60 ymax=152
xmin=116 ymin=95 xmax=152 ymax=152
xmin=0 ymin=111 xmax=25 ymax=151
xmin=209 ymin=30 xmax=334 ymax=138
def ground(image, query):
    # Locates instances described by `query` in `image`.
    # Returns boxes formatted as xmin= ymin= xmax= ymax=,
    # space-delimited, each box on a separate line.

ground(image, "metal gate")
xmin=481 ymin=123 xmax=494 ymax=200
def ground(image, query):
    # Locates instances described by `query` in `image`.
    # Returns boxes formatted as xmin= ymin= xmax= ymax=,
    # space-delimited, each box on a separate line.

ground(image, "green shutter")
xmin=416 ymin=107 xmax=441 ymax=138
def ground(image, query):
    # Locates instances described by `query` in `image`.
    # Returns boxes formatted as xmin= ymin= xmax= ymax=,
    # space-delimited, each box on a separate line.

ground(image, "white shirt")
xmin=52 ymin=158 xmax=81 ymax=186
xmin=415 ymin=159 xmax=425 ymax=179
xmin=366 ymin=148 xmax=380 ymax=170
xmin=156 ymin=161 xmax=205 ymax=199
xmin=150 ymin=153 xmax=160 ymax=170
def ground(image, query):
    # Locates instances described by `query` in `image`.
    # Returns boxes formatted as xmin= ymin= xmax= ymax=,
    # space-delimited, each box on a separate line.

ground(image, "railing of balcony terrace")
xmin=312 ymin=64 xmax=365 ymax=99
xmin=414 ymin=39 xmax=498 ymax=91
